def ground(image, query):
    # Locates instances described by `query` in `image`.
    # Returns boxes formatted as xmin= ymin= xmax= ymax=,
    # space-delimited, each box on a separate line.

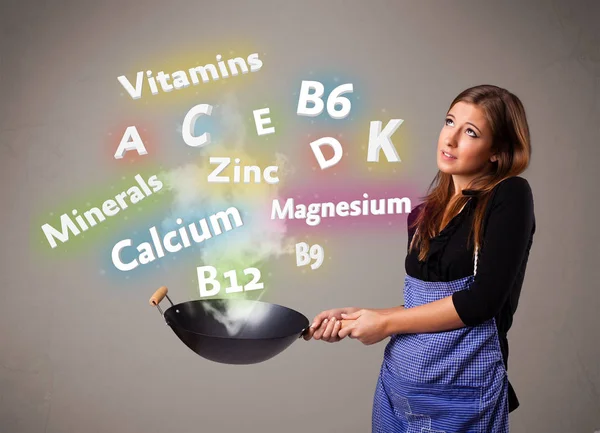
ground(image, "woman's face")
xmin=437 ymin=101 xmax=497 ymax=179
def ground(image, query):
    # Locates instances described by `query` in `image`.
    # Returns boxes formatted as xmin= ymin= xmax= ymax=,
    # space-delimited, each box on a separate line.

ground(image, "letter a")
xmin=114 ymin=126 xmax=148 ymax=159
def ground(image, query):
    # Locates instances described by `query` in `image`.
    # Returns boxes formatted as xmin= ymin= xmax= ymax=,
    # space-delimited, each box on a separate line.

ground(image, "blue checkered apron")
xmin=372 ymin=246 xmax=510 ymax=433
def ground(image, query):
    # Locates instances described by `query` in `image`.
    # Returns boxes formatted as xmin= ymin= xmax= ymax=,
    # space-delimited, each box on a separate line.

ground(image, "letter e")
xmin=253 ymin=108 xmax=275 ymax=136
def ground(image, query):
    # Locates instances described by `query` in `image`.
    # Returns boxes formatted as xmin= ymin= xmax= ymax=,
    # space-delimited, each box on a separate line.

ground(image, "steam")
xmin=201 ymin=300 xmax=272 ymax=336
xmin=159 ymin=92 xmax=296 ymax=335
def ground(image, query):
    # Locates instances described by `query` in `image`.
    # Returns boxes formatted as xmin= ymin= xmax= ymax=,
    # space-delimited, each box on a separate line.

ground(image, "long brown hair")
xmin=409 ymin=84 xmax=532 ymax=261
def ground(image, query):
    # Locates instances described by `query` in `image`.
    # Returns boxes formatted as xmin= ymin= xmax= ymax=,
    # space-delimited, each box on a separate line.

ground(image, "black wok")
xmin=150 ymin=286 xmax=317 ymax=364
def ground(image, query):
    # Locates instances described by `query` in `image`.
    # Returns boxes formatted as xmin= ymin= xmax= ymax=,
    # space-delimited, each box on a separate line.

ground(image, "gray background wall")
xmin=1 ymin=0 xmax=599 ymax=432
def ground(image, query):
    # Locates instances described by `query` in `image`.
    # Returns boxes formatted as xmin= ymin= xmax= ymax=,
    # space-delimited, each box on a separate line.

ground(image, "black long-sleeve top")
xmin=405 ymin=176 xmax=536 ymax=413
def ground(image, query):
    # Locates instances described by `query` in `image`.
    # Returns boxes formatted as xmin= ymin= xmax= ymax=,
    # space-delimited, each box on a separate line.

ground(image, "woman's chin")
xmin=437 ymin=162 xmax=455 ymax=174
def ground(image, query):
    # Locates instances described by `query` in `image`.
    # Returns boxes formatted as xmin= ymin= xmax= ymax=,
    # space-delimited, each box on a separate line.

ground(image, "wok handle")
xmin=149 ymin=286 xmax=174 ymax=316
xmin=150 ymin=286 xmax=168 ymax=306
xmin=299 ymin=319 xmax=354 ymax=338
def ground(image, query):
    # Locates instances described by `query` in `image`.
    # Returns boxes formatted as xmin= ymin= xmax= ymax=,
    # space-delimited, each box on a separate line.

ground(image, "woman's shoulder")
xmin=484 ymin=176 xmax=535 ymax=230
xmin=488 ymin=176 xmax=534 ymax=206
xmin=493 ymin=175 xmax=532 ymax=193
xmin=407 ymin=176 xmax=534 ymax=228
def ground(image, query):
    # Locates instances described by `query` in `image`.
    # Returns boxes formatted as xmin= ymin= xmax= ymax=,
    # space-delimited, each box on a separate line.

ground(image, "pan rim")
xmin=163 ymin=298 xmax=309 ymax=341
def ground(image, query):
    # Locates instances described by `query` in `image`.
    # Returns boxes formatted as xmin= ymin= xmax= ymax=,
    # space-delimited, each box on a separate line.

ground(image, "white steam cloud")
xmin=159 ymin=92 xmax=297 ymax=336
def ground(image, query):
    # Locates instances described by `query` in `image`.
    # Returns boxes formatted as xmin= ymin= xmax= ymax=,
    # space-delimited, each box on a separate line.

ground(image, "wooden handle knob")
xmin=149 ymin=286 xmax=168 ymax=306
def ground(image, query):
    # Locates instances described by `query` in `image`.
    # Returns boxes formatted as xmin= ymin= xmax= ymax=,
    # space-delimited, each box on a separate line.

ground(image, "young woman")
xmin=304 ymin=84 xmax=536 ymax=433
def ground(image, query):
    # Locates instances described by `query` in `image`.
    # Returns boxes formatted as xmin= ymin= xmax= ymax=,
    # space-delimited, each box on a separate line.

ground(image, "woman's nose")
xmin=445 ymin=130 xmax=460 ymax=147
xmin=445 ymin=136 xmax=457 ymax=148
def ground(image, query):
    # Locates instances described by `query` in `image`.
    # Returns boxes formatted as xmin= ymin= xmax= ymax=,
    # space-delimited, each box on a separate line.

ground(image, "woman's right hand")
xmin=303 ymin=307 xmax=361 ymax=342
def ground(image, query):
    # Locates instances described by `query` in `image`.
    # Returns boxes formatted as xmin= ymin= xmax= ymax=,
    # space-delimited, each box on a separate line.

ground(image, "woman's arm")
xmin=385 ymin=177 xmax=535 ymax=335
xmin=452 ymin=177 xmax=535 ymax=326
xmin=341 ymin=177 xmax=535 ymax=342
xmin=373 ymin=305 xmax=405 ymax=315
xmin=382 ymin=296 xmax=464 ymax=335
xmin=338 ymin=300 xmax=463 ymax=344
xmin=338 ymin=298 xmax=463 ymax=341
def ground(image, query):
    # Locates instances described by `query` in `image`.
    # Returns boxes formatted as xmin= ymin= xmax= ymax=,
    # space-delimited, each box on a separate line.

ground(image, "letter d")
xmin=310 ymin=137 xmax=343 ymax=169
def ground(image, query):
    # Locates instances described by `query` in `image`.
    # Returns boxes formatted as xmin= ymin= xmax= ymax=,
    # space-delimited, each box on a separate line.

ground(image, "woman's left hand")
xmin=338 ymin=309 xmax=390 ymax=345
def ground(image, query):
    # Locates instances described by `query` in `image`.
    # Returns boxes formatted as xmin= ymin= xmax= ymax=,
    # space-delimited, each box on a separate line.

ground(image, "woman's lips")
xmin=441 ymin=150 xmax=457 ymax=160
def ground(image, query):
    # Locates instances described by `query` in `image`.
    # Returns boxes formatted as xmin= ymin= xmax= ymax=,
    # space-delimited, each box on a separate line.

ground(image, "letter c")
xmin=263 ymin=166 xmax=279 ymax=184
xmin=164 ymin=231 xmax=182 ymax=253
xmin=182 ymin=103 xmax=213 ymax=147
xmin=111 ymin=239 xmax=139 ymax=271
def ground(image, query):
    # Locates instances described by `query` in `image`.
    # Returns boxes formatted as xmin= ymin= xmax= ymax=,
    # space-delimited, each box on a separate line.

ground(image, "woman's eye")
xmin=446 ymin=118 xmax=477 ymax=137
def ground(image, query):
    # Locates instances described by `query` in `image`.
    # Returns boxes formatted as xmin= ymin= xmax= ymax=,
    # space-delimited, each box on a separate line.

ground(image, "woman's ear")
xmin=490 ymin=153 xmax=498 ymax=162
